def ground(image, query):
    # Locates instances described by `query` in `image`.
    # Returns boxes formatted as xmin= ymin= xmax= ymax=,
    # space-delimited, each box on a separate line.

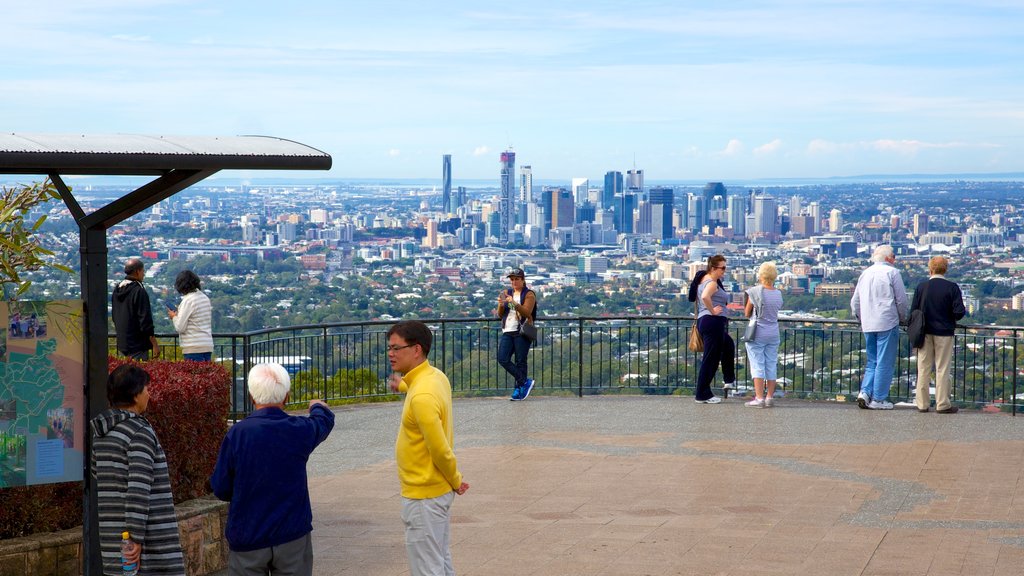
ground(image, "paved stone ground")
xmin=253 ymin=396 xmax=1024 ymax=575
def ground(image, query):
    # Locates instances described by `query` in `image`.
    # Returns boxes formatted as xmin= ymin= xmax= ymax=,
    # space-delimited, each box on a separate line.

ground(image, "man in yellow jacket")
xmin=387 ymin=320 xmax=470 ymax=576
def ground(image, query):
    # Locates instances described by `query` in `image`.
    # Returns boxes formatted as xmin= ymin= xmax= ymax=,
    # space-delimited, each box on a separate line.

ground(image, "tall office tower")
xmin=913 ymin=213 xmax=929 ymax=237
xmin=808 ymin=202 xmax=822 ymax=234
xmin=687 ymin=194 xmax=705 ymax=232
xmin=499 ymin=150 xmax=515 ymax=244
xmin=637 ymin=201 xmax=653 ymax=235
xmin=702 ymin=182 xmax=727 ymax=227
xmin=576 ymin=201 xmax=596 ymax=224
xmin=520 ymin=165 xmax=533 ymax=203
xmin=789 ymin=195 xmax=801 ymax=217
xmin=517 ymin=166 xmax=532 ymax=226
xmin=277 ymin=221 xmax=297 ymax=243
xmin=442 ymin=154 xmax=453 ymax=214
xmin=829 ymin=208 xmax=843 ymax=233
xmin=456 ymin=186 xmax=468 ymax=209
xmin=571 ymin=178 xmax=589 ymax=205
xmin=676 ymin=201 xmax=689 ymax=234
xmin=603 ymin=171 xmax=623 ymax=210
xmin=648 ymin=186 xmax=674 ymax=240
xmin=727 ymin=194 xmax=747 ymax=237
xmin=751 ymin=196 xmax=778 ymax=238
xmin=627 ymin=169 xmax=644 ymax=194
xmin=616 ymin=193 xmax=637 ymax=233
xmin=554 ymin=188 xmax=575 ymax=228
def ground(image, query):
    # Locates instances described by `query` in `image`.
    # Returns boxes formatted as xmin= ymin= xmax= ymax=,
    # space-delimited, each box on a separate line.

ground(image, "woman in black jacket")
xmin=911 ymin=256 xmax=966 ymax=414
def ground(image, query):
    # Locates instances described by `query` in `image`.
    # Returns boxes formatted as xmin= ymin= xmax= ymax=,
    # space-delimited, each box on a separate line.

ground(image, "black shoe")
xmin=918 ymin=408 xmax=930 ymax=413
xmin=937 ymin=407 xmax=959 ymax=414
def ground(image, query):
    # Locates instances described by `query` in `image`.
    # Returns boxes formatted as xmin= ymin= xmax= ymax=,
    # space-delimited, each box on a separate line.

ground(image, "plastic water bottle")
xmin=121 ymin=531 xmax=139 ymax=576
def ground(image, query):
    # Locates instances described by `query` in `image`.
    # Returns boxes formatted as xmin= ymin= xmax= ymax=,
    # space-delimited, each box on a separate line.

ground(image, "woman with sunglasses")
xmin=687 ymin=255 xmax=736 ymax=404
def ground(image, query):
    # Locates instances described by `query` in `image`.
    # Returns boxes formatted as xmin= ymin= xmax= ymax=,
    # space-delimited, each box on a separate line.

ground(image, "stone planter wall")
xmin=0 ymin=496 xmax=229 ymax=576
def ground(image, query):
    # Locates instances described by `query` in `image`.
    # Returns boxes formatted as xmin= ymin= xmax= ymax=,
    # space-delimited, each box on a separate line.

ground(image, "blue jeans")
xmin=497 ymin=331 xmax=531 ymax=387
xmin=860 ymin=326 xmax=900 ymax=402
xmin=183 ymin=352 xmax=212 ymax=362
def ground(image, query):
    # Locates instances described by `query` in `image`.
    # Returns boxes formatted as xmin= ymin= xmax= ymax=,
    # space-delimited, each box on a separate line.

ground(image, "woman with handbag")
xmin=496 ymin=268 xmax=538 ymax=401
xmin=687 ymin=255 xmax=735 ymax=404
xmin=743 ymin=262 xmax=784 ymax=408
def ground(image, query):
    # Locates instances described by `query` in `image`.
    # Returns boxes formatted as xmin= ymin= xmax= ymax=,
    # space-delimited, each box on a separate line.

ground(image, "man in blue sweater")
xmin=211 ymin=363 xmax=335 ymax=575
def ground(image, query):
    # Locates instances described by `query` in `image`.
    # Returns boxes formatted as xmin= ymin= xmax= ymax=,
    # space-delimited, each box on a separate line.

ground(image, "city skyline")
xmin=3 ymin=1 xmax=1023 ymax=181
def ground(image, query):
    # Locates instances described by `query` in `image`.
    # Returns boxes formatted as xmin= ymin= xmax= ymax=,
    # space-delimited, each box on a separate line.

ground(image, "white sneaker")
xmin=695 ymin=396 xmax=722 ymax=404
xmin=868 ymin=400 xmax=894 ymax=410
xmin=745 ymin=398 xmax=765 ymax=408
xmin=764 ymin=396 xmax=774 ymax=407
xmin=857 ymin=392 xmax=870 ymax=409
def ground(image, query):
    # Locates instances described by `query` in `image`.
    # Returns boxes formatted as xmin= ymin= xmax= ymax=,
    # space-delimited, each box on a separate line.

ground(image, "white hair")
xmin=248 ymin=363 xmax=291 ymax=405
xmin=871 ymin=245 xmax=894 ymax=263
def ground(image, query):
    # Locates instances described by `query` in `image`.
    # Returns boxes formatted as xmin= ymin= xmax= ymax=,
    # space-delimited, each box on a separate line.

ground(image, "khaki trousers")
xmin=916 ymin=334 xmax=954 ymax=411
xmin=401 ymin=492 xmax=455 ymax=576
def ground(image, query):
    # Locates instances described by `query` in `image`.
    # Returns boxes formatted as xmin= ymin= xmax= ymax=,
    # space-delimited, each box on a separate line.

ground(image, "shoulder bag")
xmin=743 ymin=285 xmax=763 ymax=342
xmin=688 ymin=300 xmax=704 ymax=352
xmin=907 ymin=280 xmax=929 ymax=350
xmin=517 ymin=290 xmax=538 ymax=343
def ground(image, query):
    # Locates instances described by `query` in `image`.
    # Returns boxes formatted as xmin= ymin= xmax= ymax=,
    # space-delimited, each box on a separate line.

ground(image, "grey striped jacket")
xmin=90 ymin=409 xmax=185 ymax=575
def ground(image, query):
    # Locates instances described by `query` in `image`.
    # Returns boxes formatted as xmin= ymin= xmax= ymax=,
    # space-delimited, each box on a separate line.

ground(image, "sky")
xmin=3 ymin=0 xmax=1024 ymax=183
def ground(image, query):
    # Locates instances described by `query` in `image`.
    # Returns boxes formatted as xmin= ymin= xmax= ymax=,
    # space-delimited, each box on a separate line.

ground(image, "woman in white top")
xmin=168 ymin=270 xmax=214 ymax=362
xmin=743 ymin=262 xmax=784 ymax=407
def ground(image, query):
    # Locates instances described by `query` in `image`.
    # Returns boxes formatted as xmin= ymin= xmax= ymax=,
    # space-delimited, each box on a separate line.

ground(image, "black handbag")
xmin=907 ymin=280 xmax=930 ymax=349
xmin=520 ymin=321 xmax=538 ymax=343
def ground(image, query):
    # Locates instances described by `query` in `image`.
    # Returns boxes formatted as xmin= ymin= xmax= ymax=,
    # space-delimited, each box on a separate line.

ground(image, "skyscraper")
xmin=727 ymin=195 xmax=747 ymax=237
xmin=442 ymin=154 xmax=452 ymax=214
xmin=519 ymin=166 xmax=533 ymax=225
xmin=616 ymin=193 xmax=636 ymax=233
xmin=702 ymin=182 xmax=726 ymax=230
xmin=603 ymin=171 xmax=623 ymax=210
xmin=627 ymin=169 xmax=644 ymax=194
xmin=829 ymin=208 xmax=843 ymax=233
xmin=499 ymin=150 xmax=515 ymax=244
xmin=751 ymin=196 xmax=778 ymax=238
xmin=648 ymin=186 xmax=674 ymax=240
xmin=808 ymin=202 xmax=822 ymax=234
xmin=571 ymin=178 xmax=589 ymax=205
xmin=687 ymin=194 xmax=705 ymax=232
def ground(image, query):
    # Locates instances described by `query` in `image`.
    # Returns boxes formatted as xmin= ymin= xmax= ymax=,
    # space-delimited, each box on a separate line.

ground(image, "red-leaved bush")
xmin=0 ymin=358 xmax=230 ymax=539
xmin=108 ymin=356 xmax=230 ymax=501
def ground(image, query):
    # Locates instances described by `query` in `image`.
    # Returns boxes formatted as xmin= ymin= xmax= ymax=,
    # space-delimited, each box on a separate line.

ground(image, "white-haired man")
xmin=210 ymin=363 xmax=335 ymax=575
xmin=851 ymin=245 xmax=909 ymax=410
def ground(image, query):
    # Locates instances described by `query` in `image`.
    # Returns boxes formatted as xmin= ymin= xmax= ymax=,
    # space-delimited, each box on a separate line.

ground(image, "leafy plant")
xmin=0 ymin=180 xmax=73 ymax=299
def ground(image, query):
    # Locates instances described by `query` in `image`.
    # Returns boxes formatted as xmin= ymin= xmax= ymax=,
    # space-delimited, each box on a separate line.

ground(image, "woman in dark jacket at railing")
xmin=912 ymin=256 xmax=966 ymax=414
xmin=688 ymin=255 xmax=735 ymax=404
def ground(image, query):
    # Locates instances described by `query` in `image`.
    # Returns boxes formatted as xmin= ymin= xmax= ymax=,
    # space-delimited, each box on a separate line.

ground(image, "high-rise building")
xmin=616 ymin=193 xmax=637 ymax=233
xmin=687 ymin=194 xmax=705 ymax=232
xmin=829 ymin=208 xmax=843 ymax=233
xmin=571 ymin=178 xmax=589 ymax=205
xmin=519 ymin=166 xmax=533 ymax=226
xmin=703 ymin=182 xmax=727 ymax=228
xmin=627 ymin=169 xmax=644 ymax=194
xmin=648 ymin=187 xmax=674 ymax=240
xmin=751 ymin=196 xmax=778 ymax=238
xmin=603 ymin=171 xmax=623 ymax=210
xmin=456 ymin=186 xmax=467 ymax=209
xmin=727 ymin=195 xmax=747 ymax=237
xmin=913 ymin=213 xmax=929 ymax=237
xmin=499 ymin=150 xmax=515 ymax=244
xmin=789 ymin=195 xmax=801 ymax=218
xmin=551 ymin=188 xmax=575 ymax=228
xmin=442 ymin=154 xmax=453 ymax=214
xmin=808 ymin=202 xmax=822 ymax=234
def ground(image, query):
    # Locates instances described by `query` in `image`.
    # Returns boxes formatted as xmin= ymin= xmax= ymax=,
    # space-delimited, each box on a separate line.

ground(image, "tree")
xmin=0 ymin=180 xmax=72 ymax=299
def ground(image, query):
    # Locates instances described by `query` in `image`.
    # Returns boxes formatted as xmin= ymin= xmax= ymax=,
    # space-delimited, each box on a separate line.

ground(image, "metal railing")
xmin=115 ymin=316 xmax=1022 ymax=417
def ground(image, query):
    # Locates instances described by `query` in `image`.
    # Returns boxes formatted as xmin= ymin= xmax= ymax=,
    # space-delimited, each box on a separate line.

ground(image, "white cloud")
xmin=753 ymin=139 xmax=782 ymax=156
xmin=715 ymin=139 xmax=744 ymax=157
xmin=472 ymin=145 xmax=490 ymax=156
xmin=388 ymin=149 xmax=401 ymax=157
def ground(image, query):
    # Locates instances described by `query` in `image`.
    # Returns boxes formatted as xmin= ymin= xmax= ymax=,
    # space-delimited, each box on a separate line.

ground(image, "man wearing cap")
xmin=495 ymin=268 xmax=538 ymax=400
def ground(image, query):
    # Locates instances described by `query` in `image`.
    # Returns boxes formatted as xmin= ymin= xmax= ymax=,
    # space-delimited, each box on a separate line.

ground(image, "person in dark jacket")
xmin=210 ymin=363 xmax=335 ymax=575
xmin=111 ymin=258 xmax=159 ymax=360
xmin=911 ymin=256 xmax=966 ymax=414
xmin=90 ymin=364 xmax=185 ymax=576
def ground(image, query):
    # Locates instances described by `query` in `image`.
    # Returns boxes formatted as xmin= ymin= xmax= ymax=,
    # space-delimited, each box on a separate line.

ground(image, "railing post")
xmin=441 ymin=321 xmax=448 ymax=376
xmin=322 ymin=326 xmax=329 ymax=400
xmin=1014 ymin=329 xmax=1018 ymax=417
xmin=578 ymin=317 xmax=584 ymax=397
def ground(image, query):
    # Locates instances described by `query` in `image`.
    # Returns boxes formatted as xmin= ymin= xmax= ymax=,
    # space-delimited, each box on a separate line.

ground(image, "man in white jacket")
xmin=850 ymin=245 xmax=909 ymax=410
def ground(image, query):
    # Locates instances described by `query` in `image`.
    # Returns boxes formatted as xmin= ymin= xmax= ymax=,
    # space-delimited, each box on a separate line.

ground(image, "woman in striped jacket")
xmin=168 ymin=270 xmax=214 ymax=361
xmin=90 ymin=364 xmax=184 ymax=575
